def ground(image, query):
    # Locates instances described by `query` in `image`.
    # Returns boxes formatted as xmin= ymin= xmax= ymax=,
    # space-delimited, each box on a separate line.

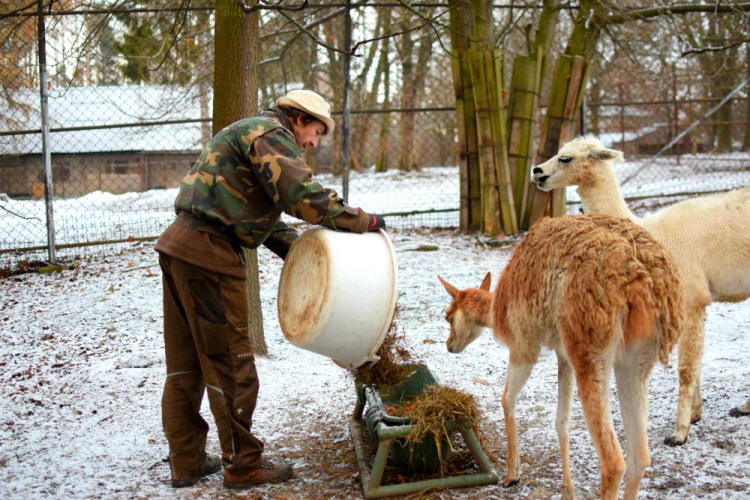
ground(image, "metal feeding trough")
xmin=349 ymin=364 xmax=499 ymax=498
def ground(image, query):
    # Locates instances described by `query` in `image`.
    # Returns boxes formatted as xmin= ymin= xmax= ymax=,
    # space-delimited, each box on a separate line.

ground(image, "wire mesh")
xmin=0 ymin=3 xmax=748 ymax=271
xmin=580 ymin=95 xmax=750 ymax=215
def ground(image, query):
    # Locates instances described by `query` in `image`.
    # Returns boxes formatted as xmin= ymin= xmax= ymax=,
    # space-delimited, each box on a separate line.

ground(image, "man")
xmin=155 ymin=89 xmax=385 ymax=489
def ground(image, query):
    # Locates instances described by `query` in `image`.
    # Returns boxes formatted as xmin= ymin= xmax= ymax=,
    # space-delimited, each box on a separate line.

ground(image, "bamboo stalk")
xmin=487 ymin=49 xmax=518 ymax=235
xmin=551 ymin=56 xmax=589 ymax=216
xmin=450 ymin=49 xmax=471 ymax=229
xmin=526 ymin=54 xmax=589 ymax=225
xmin=461 ymin=50 xmax=482 ymax=230
xmin=525 ymin=53 xmax=574 ymax=227
xmin=470 ymin=49 xmax=501 ymax=235
xmin=506 ymin=52 xmax=543 ymax=224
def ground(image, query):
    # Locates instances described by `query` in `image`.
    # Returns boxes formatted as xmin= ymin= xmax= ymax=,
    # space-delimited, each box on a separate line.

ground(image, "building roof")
xmin=0 ymin=85 xmax=209 ymax=156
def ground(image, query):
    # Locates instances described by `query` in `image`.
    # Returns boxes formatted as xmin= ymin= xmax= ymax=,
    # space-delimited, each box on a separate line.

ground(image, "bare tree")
xmin=213 ymin=0 xmax=266 ymax=355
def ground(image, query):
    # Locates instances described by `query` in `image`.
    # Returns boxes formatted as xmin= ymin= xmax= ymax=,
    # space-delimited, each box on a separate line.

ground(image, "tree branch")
xmin=273 ymin=0 xmax=449 ymax=58
xmin=682 ymin=39 xmax=747 ymax=57
xmin=393 ymin=1 xmax=453 ymax=57
xmin=239 ymin=0 xmax=309 ymax=15
xmin=278 ymin=8 xmax=352 ymax=56
xmin=602 ymin=2 xmax=750 ymax=25
xmin=0 ymin=203 xmax=41 ymax=221
xmin=273 ymin=0 xmax=369 ymax=53
xmin=350 ymin=8 xmax=448 ymax=56
xmin=0 ymin=0 xmax=43 ymax=21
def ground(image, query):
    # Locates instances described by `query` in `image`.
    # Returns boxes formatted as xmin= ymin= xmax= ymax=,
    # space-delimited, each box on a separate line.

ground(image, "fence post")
xmin=341 ymin=0 xmax=352 ymax=202
xmin=672 ymin=63 xmax=680 ymax=165
xmin=619 ymin=84 xmax=625 ymax=147
xmin=37 ymin=0 xmax=56 ymax=264
xmin=580 ymin=95 xmax=586 ymax=135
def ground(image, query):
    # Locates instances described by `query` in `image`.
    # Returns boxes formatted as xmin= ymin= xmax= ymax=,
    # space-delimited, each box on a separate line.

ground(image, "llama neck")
xmin=465 ymin=289 xmax=493 ymax=328
xmin=576 ymin=166 xmax=638 ymax=221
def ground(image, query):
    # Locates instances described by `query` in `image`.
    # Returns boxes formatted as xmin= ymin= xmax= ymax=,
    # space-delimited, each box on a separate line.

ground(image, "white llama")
xmin=532 ymin=135 xmax=750 ymax=445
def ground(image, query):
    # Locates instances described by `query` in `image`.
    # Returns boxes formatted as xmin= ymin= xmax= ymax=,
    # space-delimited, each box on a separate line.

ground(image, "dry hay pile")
xmin=352 ymin=307 xmax=414 ymax=387
xmin=390 ymin=385 xmax=485 ymax=470
xmin=348 ymin=306 xmax=494 ymax=478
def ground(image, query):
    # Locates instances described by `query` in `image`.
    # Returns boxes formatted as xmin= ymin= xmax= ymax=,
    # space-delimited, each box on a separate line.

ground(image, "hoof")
xmin=690 ymin=416 xmax=702 ymax=424
xmin=561 ymin=485 xmax=577 ymax=500
xmin=503 ymin=478 xmax=519 ymax=488
xmin=664 ymin=434 xmax=687 ymax=447
xmin=729 ymin=407 xmax=749 ymax=418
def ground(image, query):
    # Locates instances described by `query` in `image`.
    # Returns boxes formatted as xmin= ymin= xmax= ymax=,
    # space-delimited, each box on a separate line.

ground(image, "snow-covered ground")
xmin=1 ymin=229 xmax=748 ymax=499
xmin=2 ymin=151 xmax=749 ymax=269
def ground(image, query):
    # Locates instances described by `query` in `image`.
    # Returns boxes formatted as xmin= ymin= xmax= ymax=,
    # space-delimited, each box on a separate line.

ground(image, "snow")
xmin=1 ymin=86 xmax=206 ymax=155
xmin=1 ymin=228 xmax=748 ymax=499
xmin=3 ymin=152 xmax=749 ymax=267
xmin=0 ymin=166 xmax=462 ymax=266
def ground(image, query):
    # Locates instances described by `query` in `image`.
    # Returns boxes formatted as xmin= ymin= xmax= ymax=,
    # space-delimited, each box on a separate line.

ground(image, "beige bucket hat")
xmin=276 ymin=89 xmax=335 ymax=135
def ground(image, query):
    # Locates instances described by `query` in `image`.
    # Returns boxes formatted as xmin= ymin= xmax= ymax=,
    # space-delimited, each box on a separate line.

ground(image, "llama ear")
xmin=590 ymin=147 xmax=624 ymax=162
xmin=438 ymin=275 xmax=458 ymax=299
xmin=479 ymin=272 xmax=491 ymax=291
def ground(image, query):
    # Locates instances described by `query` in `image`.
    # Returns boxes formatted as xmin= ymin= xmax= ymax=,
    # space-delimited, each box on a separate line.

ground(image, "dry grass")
xmin=349 ymin=305 xmax=494 ymax=481
xmin=388 ymin=385 xmax=489 ymax=474
xmin=351 ymin=308 xmax=414 ymax=387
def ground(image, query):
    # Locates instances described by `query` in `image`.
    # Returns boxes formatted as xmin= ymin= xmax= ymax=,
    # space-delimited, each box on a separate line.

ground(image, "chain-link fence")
xmin=583 ymin=94 xmax=749 ymax=214
xmin=1 ymin=3 xmax=748 ymax=272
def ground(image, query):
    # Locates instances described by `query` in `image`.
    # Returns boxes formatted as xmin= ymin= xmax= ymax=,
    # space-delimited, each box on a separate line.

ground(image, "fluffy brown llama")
xmin=532 ymin=135 xmax=750 ymax=445
xmin=439 ymin=214 xmax=684 ymax=500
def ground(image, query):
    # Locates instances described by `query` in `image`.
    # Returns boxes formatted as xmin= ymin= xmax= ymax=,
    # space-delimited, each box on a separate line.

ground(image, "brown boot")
xmin=170 ymin=454 xmax=222 ymax=488
xmin=223 ymin=459 xmax=293 ymax=489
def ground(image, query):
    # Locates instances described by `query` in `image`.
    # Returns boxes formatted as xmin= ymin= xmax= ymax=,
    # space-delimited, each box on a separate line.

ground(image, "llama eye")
xmin=559 ymin=156 xmax=572 ymax=163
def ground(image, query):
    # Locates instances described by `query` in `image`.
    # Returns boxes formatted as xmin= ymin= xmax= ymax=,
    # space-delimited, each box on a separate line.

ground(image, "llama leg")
xmin=692 ymin=372 xmax=703 ymax=423
xmin=574 ymin=358 xmax=625 ymax=500
xmin=556 ymin=352 xmax=576 ymax=500
xmin=729 ymin=395 xmax=750 ymax=417
xmin=502 ymin=355 xmax=534 ymax=487
xmin=691 ymin=313 xmax=707 ymax=424
xmin=615 ymin=343 xmax=656 ymax=500
xmin=666 ymin=308 xmax=706 ymax=446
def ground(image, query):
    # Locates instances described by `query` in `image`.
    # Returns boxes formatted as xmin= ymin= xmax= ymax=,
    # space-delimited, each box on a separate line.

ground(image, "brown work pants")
xmin=159 ymin=252 xmax=264 ymax=481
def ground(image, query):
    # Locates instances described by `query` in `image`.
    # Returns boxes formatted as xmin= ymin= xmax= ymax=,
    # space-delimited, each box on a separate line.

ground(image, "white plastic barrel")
xmin=277 ymin=228 xmax=398 ymax=369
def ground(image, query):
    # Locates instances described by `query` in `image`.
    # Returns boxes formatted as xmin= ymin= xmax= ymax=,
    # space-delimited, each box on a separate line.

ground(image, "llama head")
xmin=437 ymin=273 xmax=492 ymax=353
xmin=531 ymin=135 xmax=624 ymax=192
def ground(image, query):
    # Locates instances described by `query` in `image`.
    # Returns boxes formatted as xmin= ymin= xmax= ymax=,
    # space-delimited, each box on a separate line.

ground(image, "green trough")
xmin=349 ymin=364 xmax=499 ymax=498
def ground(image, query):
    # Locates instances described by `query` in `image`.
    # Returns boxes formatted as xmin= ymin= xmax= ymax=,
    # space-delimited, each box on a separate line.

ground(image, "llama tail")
xmin=656 ymin=278 xmax=683 ymax=367
xmin=625 ymin=276 xmax=682 ymax=367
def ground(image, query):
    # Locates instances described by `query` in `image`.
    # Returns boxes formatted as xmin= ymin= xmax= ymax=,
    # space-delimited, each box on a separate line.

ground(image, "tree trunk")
xmin=588 ymin=60 xmax=602 ymax=136
xmin=714 ymin=19 xmax=738 ymax=153
xmin=448 ymin=0 xmax=481 ymax=230
xmin=323 ymin=22 xmax=343 ymax=175
xmin=397 ymin=13 xmax=416 ymax=171
xmin=408 ymin=30 xmax=434 ymax=170
xmin=745 ymin=44 xmax=750 ymax=150
xmin=354 ymin=9 xmax=389 ymax=169
xmin=375 ymin=39 xmax=391 ymax=173
xmin=305 ymin=24 xmax=321 ymax=172
xmin=213 ymin=0 xmax=267 ymax=356
xmin=505 ymin=0 xmax=559 ymax=227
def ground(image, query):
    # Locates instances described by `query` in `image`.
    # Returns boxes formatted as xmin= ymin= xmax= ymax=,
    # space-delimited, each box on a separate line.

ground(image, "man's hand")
xmin=368 ymin=214 xmax=386 ymax=232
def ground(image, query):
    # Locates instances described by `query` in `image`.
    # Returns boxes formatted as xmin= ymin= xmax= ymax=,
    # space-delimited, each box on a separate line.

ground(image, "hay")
xmin=389 ymin=385 xmax=484 ymax=472
xmin=347 ymin=305 xmax=495 ymax=478
xmin=351 ymin=306 xmax=414 ymax=387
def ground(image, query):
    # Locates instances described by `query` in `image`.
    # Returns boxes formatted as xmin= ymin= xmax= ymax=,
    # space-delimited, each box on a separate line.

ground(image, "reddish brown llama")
xmin=439 ymin=215 xmax=684 ymax=500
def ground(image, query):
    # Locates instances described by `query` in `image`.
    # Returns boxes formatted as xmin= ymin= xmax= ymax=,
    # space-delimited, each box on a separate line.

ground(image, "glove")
xmin=368 ymin=214 xmax=386 ymax=232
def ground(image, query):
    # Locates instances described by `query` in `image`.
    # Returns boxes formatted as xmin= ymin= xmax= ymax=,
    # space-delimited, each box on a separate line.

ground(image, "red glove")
xmin=368 ymin=214 xmax=386 ymax=231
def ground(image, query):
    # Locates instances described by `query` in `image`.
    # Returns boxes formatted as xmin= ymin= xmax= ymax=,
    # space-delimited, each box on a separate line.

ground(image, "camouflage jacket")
xmin=172 ymin=108 xmax=371 ymax=252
